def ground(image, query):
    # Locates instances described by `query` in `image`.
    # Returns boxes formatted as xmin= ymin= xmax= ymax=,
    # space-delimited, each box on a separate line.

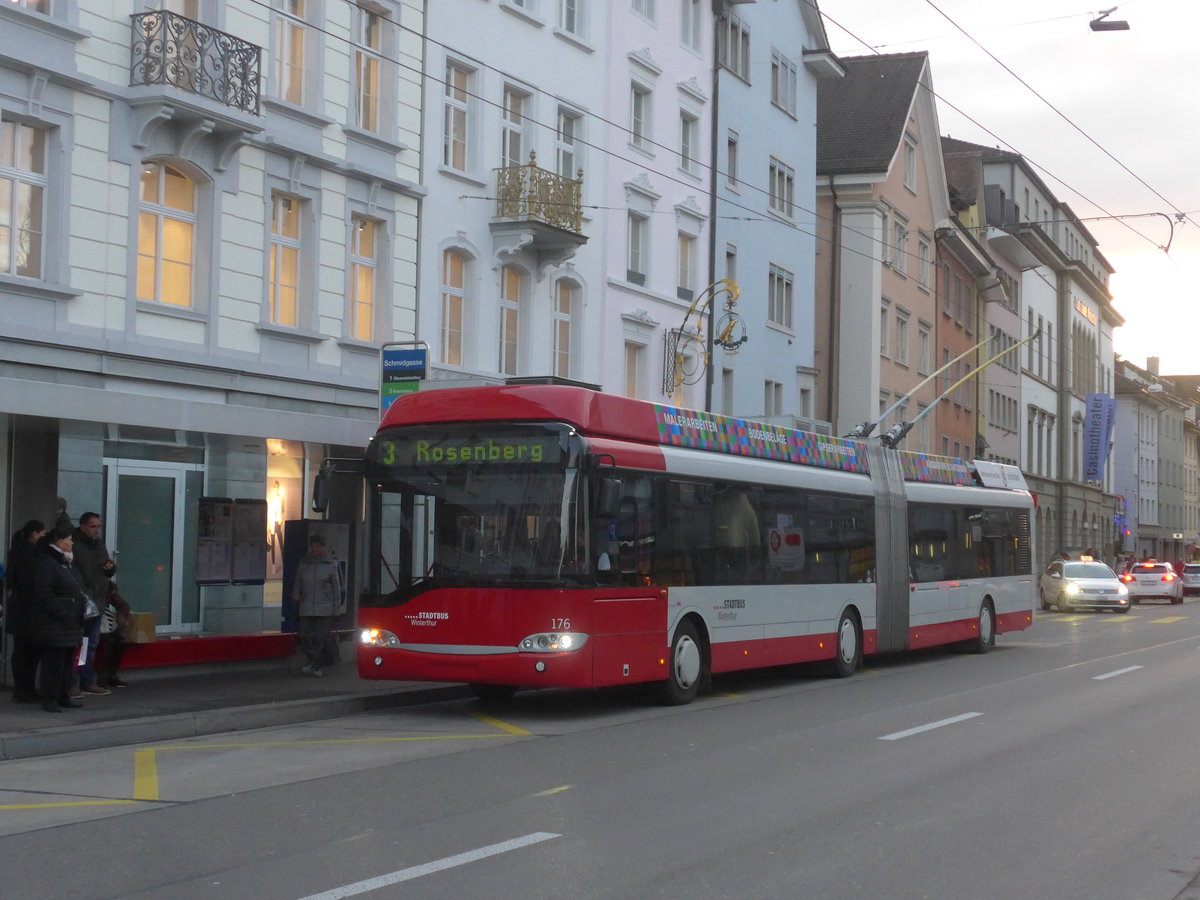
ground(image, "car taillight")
xmin=1163 ymin=573 xmax=1176 ymax=582
xmin=1120 ymin=574 xmax=1134 ymax=582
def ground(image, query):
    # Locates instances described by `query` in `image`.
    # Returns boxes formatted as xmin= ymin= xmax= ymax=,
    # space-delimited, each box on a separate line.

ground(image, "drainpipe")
xmin=825 ymin=174 xmax=840 ymax=423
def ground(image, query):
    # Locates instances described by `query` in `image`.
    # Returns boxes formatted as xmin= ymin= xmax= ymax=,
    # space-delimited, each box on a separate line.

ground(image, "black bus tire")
xmin=659 ymin=619 xmax=704 ymax=705
xmin=830 ymin=609 xmax=861 ymax=678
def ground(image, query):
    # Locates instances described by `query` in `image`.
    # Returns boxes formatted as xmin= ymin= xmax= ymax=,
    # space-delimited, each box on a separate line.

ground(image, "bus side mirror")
xmin=312 ymin=460 xmax=336 ymax=513
xmin=597 ymin=477 xmax=622 ymax=519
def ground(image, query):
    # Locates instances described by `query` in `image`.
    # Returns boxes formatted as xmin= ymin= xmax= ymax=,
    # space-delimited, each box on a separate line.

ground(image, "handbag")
xmin=100 ymin=605 xmax=118 ymax=634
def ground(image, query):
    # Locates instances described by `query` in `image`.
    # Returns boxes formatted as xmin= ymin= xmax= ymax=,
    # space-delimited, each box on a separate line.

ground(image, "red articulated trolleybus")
xmin=354 ymin=383 xmax=1034 ymax=704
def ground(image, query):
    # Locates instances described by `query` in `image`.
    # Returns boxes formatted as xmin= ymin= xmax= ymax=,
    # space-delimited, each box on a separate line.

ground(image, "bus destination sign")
xmin=374 ymin=435 xmax=564 ymax=468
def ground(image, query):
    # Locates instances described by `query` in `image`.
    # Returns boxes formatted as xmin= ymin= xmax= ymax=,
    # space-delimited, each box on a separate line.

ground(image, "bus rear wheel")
xmin=659 ymin=620 xmax=704 ymax=706
xmin=830 ymin=610 xmax=861 ymax=678
xmin=970 ymin=600 xmax=996 ymax=654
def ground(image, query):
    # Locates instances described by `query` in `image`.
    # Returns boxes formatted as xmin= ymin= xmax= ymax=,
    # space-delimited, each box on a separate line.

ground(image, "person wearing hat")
xmin=30 ymin=523 xmax=87 ymax=711
xmin=292 ymin=533 xmax=343 ymax=676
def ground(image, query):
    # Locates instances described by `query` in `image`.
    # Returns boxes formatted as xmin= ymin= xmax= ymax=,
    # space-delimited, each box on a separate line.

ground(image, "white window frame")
xmin=499 ymin=264 xmax=523 ymax=375
xmin=894 ymin=308 xmax=909 ymax=366
xmin=267 ymin=191 xmax=302 ymax=327
xmin=627 ymin=211 xmax=648 ymax=285
xmin=501 ymin=85 xmax=529 ymax=168
xmin=349 ymin=214 xmax=379 ymax=342
xmin=352 ymin=4 xmax=385 ymax=133
xmin=681 ymin=0 xmax=702 ymax=51
xmin=0 ymin=118 xmax=47 ymax=279
xmin=726 ymin=130 xmax=739 ymax=190
xmin=903 ymin=136 xmax=917 ymax=191
xmin=556 ymin=107 xmax=582 ymax=179
xmin=272 ymin=0 xmax=310 ymax=107
xmin=559 ymin=0 xmax=585 ymax=36
xmin=630 ymin=82 xmax=652 ymax=150
xmin=677 ymin=231 xmax=696 ymax=299
xmin=679 ymin=110 xmax=699 ymax=175
xmin=553 ymin=278 xmax=576 ymax=379
xmin=624 ymin=341 xmax=644 ymax=398
xmin=137 ymin=162 xmax=197 ymax=308
xmin=718 ymin=16 xmax=750 ymax=81
xmin=768 ymin=158 xmax=794 ymax=218
xmin=770 ymin=50 xmax=798 ymax=117
xmin=918 ymin=322 xmax=931 ymax=375
xmin=443 ymin=61 xmax=473 ymax=171
xmin=767 ymin=263 xmax=793 ymax=330
xmin=632 ymin=0 xmax=655 ymax=22
xmin=441 ymin=249 xmax=467 ymax=366
xmin=892 ymin=215 xmax=909 ymax=275
xmin=917 ymin=235 xmax=931 ymax=290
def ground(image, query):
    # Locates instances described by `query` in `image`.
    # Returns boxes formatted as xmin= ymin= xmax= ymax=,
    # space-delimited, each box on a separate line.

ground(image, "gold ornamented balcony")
xmin=130 ymin=11 xmax=262 ymax=115
xmin=491 ymin=152 xmax=587 ymax=273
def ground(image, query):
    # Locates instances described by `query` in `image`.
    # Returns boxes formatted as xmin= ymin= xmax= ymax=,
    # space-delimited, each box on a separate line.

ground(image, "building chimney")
xmin=1147 ymin=357 xmax=1160 ymax=376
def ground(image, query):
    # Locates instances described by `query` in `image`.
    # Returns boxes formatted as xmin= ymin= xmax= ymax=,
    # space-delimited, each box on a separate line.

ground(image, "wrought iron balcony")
xmin=494 ymin=152 xmax=584 ymax=235
xmin=130 ymin=11 xmax=261 ymax=116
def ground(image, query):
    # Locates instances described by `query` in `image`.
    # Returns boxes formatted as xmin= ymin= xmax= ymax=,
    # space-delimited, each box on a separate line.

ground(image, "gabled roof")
xmin=817 ymin=52 xmax=928 ymax=176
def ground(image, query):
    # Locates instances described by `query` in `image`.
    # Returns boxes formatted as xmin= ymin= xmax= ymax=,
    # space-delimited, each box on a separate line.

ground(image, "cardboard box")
xmin=121 ymin=612 xmax=156 ymax=644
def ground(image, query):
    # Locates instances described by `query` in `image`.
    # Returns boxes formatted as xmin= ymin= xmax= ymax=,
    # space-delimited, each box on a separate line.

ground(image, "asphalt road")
xmin=3 ymin=601 xmax=1200 ymax=900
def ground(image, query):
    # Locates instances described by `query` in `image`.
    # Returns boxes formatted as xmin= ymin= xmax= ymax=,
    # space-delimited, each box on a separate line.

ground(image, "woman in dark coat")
xmin=6 ymin=519 xmax=46 ymax=702
xmin=30 ymin=524 xmax=87 ymax=712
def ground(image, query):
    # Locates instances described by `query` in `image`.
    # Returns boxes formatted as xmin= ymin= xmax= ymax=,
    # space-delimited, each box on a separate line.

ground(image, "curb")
xmin=0 ymin=685 xmax=472 ymax=761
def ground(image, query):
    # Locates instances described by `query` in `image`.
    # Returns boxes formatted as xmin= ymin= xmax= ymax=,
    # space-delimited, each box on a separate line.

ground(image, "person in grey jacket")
xmin=292 ymin=533 xmax=343 ymax=676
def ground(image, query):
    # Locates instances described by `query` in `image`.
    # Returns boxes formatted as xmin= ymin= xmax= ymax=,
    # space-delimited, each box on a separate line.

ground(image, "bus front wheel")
xmin=659 ymin=620 xmax=704 ymax=706
xmin=831 ymin=610 xmax=861 ymax=678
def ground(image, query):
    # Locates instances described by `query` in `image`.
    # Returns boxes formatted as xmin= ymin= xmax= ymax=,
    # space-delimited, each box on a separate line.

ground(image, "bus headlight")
xmin=518 ymin=632 xmax=589 ymax=652
xmin=361 ymin=628 xmax=401 ymax=648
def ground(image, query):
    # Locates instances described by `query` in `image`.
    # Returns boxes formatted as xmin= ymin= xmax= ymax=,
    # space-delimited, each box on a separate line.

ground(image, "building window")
xmin=770 ymin=51 xmax=797 ymax=116
xmin=677 ymin=231 xmax=696 ymax=299
xmin=767 ymin=263 xmax=793 ymax=329
xmin=268 ymin=193 xmax=301 ymax=327
xmin=443 ymin=62 xmax=472 ymax=171
xmin=627 ymin=212 xmax=648 ymax=285
xmin=624 ymin=341 xmax=644 ymax=398
xmin=556 ymin=108 xmax=581 ymax=179
xmin=501 ymin=85 xmax=528 ymax=168
xmin=726 ymin=130 xmax=739 ymax=189
xmin=724 ymin=243 xmax=737 ymax=283
xmin=768 ymin=158 xmax=794 ymax=218
xmin=903 ymin=137 xmax=917 ymax=191
xmin=0 ymin=119 xmax=46 ymax=278
xmin=559 ymin=0 xmax=585 ymax=36
xmin=273 ymin=0 xmax=309 ymax=106
xmin=349 ymin=215 xmax=377 ymax=342
xmin=918 ymin=323 xmax=931 ymax=375
xmin=891 ymin=217 xmax=909 ymax=274
xmin=137 ymin=162 xmax=195 ymax=307
xmin=681 ymin=0 xmax=701 ymax=51
xmin=632 ymin=0 xmax=655 ymax=21
xmin=764 ymin=380 xmax=783 ymax=416
xmin=880 ymin=304 xmax=890 ymax=357
xmin=553 ymin=279 xmax=576 ymax=378
xmin=918 ymin=236 xmax=931 ymax=289
xmin=7 ymin=0 xmax=52 ymax=10
xmin=679 ymin=111 xmax=699 ymax=174
xmin=894 ymin=310 xmax=909 ymax=365
xmin=499 ymin=264 xmax=522 ymax=375
xmin=718 ymin=16 xmax=750 ymax=81
xmin=352 ymin=5 xmax=384 ymax=133
xmin=630 ymin=82 xmax=652 ymax=150
xmin=441 ymin=250 xmax=466 ymax=366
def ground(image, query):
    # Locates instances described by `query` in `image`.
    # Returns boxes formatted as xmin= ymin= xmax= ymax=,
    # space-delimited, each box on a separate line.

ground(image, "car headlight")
xmin=1117 ymin=584 xmax=1129 ymax=595
xmin=1064 ymin=582 xmax=1082 ymax=596
xmin=518 ymin=632 xmax=589 ymax=652
xmin=360 ymin=628 xmax=401 ymax=648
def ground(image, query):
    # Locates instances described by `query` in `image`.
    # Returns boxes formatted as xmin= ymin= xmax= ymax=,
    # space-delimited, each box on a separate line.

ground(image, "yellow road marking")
xmin=0 ymin=799 xmax=139 ymax=811
xmin=1151 ymin=616 xmax=1187 ymax=624
xmin=134 ymin=749 xmax=160 ymax=802
xmin=470 ymin=712 xmax=532 ymax=736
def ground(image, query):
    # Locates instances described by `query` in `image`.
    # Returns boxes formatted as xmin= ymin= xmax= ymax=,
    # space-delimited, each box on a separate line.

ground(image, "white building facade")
xmin=1 ymin=0 xmax=422 ymax=634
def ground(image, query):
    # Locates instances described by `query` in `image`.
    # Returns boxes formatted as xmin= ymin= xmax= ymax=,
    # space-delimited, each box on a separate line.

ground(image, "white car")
xmin=1120 ymin=561 xmax=1183 ymax=605
xmin=1180 ymin=563 xmax=1200 ymax=596
xmin=1040 ymin=560 xmax=1130 ymax=613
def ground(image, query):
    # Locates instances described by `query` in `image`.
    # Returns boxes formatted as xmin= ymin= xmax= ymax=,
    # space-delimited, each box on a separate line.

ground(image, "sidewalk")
xmin=0 ymin=656 xmax=470 ymax=761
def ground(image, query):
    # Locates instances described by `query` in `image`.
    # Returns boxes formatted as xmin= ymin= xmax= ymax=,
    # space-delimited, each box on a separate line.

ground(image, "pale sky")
xmin=816 ymin=0 xmax=1200 ymax=375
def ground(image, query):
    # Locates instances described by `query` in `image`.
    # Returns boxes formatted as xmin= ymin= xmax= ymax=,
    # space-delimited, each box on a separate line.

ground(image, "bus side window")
xmin=714 ymin=484 xmax=762 ymax=584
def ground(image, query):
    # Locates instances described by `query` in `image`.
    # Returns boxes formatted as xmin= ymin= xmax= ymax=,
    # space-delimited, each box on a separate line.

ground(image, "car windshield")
xmin=1063 ymin=562 xmax=1115 ymax=579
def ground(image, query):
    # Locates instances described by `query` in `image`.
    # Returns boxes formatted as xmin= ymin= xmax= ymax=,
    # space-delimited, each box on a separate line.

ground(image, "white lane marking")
xmin=878 ymin=712 xmax=983 ymax=741
xmin=298 ymin=832 xmax=561 ymax=899
xmin=1092 ymin=665 xmax=1144 ymax=680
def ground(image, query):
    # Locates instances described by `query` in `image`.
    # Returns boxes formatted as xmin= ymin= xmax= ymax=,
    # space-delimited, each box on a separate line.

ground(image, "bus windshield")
xmin=367 ymin=424 xmax=588 ymax=604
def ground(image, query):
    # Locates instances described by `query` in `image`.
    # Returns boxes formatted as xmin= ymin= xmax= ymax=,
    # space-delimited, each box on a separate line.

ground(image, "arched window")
xmin=441 ymin=249 xmax=467 ymax=366
xmin=499 ymin=264 xmax=522 ymax=375
xmin=553 ymin=278 xmax=577 ymax=379
xmin=137 ymin=162 xmax=196 ymax=307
